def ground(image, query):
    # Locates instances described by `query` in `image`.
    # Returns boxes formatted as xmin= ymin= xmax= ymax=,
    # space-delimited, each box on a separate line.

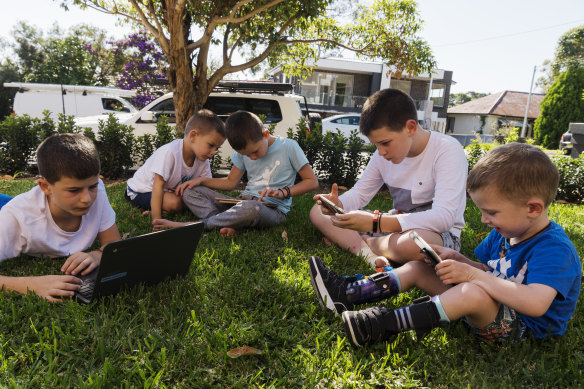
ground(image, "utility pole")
xmin=521 ymin=66 xmax=536 ymax=138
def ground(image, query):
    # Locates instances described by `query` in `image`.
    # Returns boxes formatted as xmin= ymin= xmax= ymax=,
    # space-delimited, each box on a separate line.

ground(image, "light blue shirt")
xmin=231 ymin=137 xmax=308 ymax=214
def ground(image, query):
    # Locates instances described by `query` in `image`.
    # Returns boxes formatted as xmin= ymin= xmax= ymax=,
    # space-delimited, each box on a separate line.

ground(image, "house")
xmin=447 ymin=90 xmax=545 ymax=137
xmin=268 ymin=57 xmax=454 ymax=133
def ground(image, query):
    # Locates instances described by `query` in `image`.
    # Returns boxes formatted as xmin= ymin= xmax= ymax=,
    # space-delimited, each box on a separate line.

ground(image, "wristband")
xmin=378 ymin=213 xmax=383 ymax=233
xmin=278 ymin=188 xmax=285 ymax=198
xmin=372 ymin=210 xmax=380 ymax=233
xmin=283 ymin=186 xmax=291 ymax=199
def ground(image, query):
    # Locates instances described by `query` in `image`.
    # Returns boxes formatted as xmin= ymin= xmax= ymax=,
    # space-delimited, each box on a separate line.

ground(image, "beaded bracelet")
xmin=283 ymin=186 xmax=291 ymax=199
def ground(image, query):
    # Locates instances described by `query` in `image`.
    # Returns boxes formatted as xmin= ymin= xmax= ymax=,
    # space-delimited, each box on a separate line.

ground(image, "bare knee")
xmin=163 ymin=194 xmax=183 ymax=212
xmin=390 ymin=234 xmax=425 ymax=263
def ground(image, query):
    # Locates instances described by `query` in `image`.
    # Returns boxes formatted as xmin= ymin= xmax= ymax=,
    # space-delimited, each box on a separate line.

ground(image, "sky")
xmin=1 ymin=0 xmax=584 ymax=95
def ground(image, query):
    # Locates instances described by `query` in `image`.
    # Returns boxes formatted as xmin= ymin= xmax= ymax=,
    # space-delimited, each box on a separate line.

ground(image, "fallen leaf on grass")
xmin=227 ymin=346 xmax=264 ymax=358
xmin=0 ymin=175 xmax=13 ymax=180
xmin=281 ymin=230 xmax=288 ymax=242
xmin=476 ymin=232 xmax=488 ymax=238
xmin=121 ymin=232 xmax=130 ymax=240
xmin=322 ymin=236 xmax=333 ymax=246
xmin=0 ymin=186 xmax=9 ymax=190
xmin=141 ymin=210 xmax=151 ymax=216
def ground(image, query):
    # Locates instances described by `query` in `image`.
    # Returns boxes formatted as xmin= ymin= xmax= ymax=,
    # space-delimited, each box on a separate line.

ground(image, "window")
xmin=430 ymin=84 xmax=445 ymax=107
xmin=391 ymin=79 xmax=411 ymax=95
xmin=204 ymin=97 xmax=283 ymax=123
xmin=149 ymin=98 xmax=176 ymax=123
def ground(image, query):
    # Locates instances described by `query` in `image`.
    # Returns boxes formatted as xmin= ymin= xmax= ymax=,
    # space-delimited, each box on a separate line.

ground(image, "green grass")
xmin=0 ymin=179 xmax=583 ymax=387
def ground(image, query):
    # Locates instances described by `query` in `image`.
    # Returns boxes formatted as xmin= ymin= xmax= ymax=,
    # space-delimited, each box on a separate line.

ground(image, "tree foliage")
xmin=63 ymin=0 xmax=435 ymax=132
xmin=533 ymin=66 xmax=584 ymax=149
xmin=537 ymin=25 xmax=584 ymax=93
xmin=448 ymin=91 xmax=488 ymax=108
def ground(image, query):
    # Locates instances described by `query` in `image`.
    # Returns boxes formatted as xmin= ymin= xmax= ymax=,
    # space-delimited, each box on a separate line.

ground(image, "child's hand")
xmin=61 ymin=251 xmax=100 ymax=276
xmin=175 ymin=178 xmax=203 ymax=196
xmin=435 ymin=260 xmax=480 ymax=285
xmin=330 ymin=210 xmax=373 ymax=232
xmin=313 ymin=183 xmax=342 ymax=215
xmin=258 ymin=188 xmax=284 ymax=201
xmin=28 ymin=275 xmax=82 ymax=303
xmin=431 ymin=245 xmax=464 ymax=263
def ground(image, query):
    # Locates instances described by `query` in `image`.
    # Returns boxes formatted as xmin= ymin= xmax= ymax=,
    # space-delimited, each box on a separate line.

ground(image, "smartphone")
xmin=318 ymin=195 xmax=345 ymax=214
xmin=409 ymin=231 xmax=442 ymax=265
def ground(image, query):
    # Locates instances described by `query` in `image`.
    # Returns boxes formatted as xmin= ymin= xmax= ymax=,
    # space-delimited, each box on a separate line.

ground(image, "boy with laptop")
xmin=0 ymin=134 xmax=121 ymax=302
xmin=309 ymin=143 xmax=581 ymax=346
xmin=154 ymin=110 xmax=319 ymax=236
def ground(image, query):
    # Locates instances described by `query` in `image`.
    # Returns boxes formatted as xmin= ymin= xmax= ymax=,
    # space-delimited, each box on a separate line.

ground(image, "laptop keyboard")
xmin=78 ymin=279 xmax=95 ymax=300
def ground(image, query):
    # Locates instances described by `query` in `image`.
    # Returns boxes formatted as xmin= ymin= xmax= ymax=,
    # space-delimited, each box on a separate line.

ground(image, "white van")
xmin=75 ymin=81 xmax=312 ymax=161
xmin=4 ymin=82 xmax=138 ymax=120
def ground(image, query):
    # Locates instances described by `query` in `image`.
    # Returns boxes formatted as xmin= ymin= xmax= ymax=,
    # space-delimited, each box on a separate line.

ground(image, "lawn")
xmin=0 ymin=179 xmax=583 ymax=387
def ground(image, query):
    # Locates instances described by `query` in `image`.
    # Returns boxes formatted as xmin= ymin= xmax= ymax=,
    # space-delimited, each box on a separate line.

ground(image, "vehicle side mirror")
xmin=141 ymin=111 xmax=156 ymax=122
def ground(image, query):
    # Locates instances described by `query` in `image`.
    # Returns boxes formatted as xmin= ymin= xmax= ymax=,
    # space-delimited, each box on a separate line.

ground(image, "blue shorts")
xmin=124 ymin=186 xmax=152 ymax=210
xmin=0 ymin=194 xmax=12 ymax=211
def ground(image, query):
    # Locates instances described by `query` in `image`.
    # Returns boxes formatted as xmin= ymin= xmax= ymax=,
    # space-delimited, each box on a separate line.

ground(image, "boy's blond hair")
xmin=467 ymin=142 xmax=559 ymax=207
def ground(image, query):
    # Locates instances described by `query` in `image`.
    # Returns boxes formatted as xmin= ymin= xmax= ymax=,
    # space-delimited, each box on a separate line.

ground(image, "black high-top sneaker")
xmin=342 ymin=296 xmax=442 ymax=347
xmin=308 ymin=256 xmax=354 ymax=315
xmin=341 ymin=307 xmax=398 ymax=347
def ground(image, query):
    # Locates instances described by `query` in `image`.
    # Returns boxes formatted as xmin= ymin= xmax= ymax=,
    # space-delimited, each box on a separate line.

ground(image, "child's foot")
xmin=219 ymin=227 xmax=238 ymax=237
xmin=374 ymin=257 xmax=391 ymax=272
xmin=152 ymin=218 xmax=190 ymax=230
xmin=341 ymin=307 xmax=397 ymax=347
xmin=308 ymin=256 xmax=354 ymax=315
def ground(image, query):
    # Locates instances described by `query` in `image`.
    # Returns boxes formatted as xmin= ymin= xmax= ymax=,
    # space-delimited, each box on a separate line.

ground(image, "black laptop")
xmin=75 ymin=222 xmax=203 ymax=304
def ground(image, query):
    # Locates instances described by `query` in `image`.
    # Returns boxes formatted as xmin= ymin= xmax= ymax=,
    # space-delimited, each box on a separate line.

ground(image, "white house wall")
xmin=450 ymin=114 xmax=500 ymax=135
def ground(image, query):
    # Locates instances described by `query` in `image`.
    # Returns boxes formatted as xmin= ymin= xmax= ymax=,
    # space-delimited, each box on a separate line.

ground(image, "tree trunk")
xmin=166 ymin=4 xmax=194 ymax=136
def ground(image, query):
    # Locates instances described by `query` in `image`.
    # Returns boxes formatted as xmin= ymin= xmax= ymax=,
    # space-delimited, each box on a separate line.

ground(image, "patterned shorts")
xmin=464 ymin=304 xmax=528 ymax=342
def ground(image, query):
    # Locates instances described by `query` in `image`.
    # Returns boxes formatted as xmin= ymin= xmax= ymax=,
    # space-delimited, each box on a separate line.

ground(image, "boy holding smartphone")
xmin=309 ymin=143 xmax=581 ymax=346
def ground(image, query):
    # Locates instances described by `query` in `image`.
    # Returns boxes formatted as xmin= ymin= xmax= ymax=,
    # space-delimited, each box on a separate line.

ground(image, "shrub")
xmin=551 ymin=154 xmax=584 ymax=204
xmin=465 ymin=139 xmax=495 ymax=171
xmin=343 ymin=129 xmax=367 ymax=187
xmin=95 ymin=114 xmax=136 ymax=179
xmin=288 ymin=120 xmax=373 ymax=187
xmin=0 ymin=115 xmax=38 ymax=175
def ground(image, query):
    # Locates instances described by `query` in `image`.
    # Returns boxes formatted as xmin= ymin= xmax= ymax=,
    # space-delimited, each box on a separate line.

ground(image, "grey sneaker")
xmin=341 ymin=307 xmax=397 ymax=347
xmin=308 ymin=256 xmax=353 ymax=315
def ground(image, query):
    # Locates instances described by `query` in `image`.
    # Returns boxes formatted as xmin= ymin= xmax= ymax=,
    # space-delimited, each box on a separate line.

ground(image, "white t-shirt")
xmin=339 ymin=131 xmax=467 ymax=238
xmin=127 ymin=139 xmax=212 ymax=193
xmin=0 ymin=179 xmax=116 ymax=261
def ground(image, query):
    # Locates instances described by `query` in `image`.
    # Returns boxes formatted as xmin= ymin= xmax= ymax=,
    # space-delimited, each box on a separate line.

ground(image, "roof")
xmin=448 ymin=91 xmax=545 ymax=118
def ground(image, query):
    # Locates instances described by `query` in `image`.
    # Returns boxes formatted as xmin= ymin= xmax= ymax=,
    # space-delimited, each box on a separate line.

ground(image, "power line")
xmin=435 ymin=19 xmax=584 ymax=48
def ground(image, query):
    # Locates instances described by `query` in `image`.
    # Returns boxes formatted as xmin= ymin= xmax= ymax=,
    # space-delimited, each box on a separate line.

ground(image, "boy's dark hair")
xmin=224 ymin=110 xmax=264 ymax=151
xmin=467 ymin=142 xmax=559 ymax=207
xmin=360 ymin=88 xmax=418 ymax=136
xmin=185 ymin=109 xmax=226 ymax=138
xmin=36 ymin=134 xmax=100 ymax=184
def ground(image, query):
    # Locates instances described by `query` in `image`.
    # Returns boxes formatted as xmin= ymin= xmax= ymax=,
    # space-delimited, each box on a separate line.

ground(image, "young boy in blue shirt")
xmin=153 ymin=110 xmax=318 ymax=236
xmin=309 ymin=143 xmax=581 ymax=346
xmin=0 ymin=134 xmax=121 ymax=302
